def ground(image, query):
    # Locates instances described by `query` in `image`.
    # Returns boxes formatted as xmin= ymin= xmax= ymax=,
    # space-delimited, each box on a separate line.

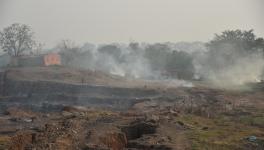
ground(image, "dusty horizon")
xmin=0 ymin=0 xmax=263 ymax=48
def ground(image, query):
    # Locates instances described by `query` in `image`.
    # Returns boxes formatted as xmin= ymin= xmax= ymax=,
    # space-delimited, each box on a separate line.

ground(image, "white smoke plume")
xmin=58 ymin=41 xmax=264 ymax=90
xmin=63 ymin=42 xmax=194 ymax=87
xmin=194 ymin=49 xmax=264 ymax=89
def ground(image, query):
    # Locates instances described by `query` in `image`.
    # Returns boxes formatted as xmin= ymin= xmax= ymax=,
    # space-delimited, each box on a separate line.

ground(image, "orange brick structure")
xmin=9 ymin=53 xmax=61 ymax=67
xmin=43 ymin=53 xmax=61 ymax=66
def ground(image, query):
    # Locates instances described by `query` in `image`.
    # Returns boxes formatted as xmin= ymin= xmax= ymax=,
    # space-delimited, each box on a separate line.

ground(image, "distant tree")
xmin=144 ymin=43 xmax=170 ymax=71
xmin=206 ymin=29 xmax=264 ymax=70
xmin=98 ymin=44 xmax=122 ymax=61
xmin=0 ymin=23 xmax=36 ymax=56
xmin=166 ymin=51 xmax=194 ymax=79
xmin=33 ymin=42 xmax=44 ymax=55
xmin=81 ymin=42 xmax=95 ymax=52
xmin=255 ymin=37 xmax=264 ymax=51
xmin=144 ymin=43 xmax=195 ymax=79
xmin=57 ymin=39 xmax=76 ymax=51
xmin=58 ymin=39 xmax=81 ymax=66
xmin=207 ymin=29 xmax=264 ymax=54
xmin=129 ymin=42 xmax=140 ymax=51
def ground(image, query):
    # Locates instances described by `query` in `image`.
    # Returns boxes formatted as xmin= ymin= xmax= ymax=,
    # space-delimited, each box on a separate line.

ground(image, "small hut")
xmin=10 ymin=53 xmax=61 ymax=67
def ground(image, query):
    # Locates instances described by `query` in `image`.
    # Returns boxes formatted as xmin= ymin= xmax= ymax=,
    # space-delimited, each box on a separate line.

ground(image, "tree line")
xmin=1 ymin=23 xmax=264 ymax=80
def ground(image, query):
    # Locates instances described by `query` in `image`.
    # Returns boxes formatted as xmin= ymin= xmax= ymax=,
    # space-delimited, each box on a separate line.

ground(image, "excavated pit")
xmin=120 ymin=121 xmax=172 ymax=150
xmin=121 ymin=121 xmax=157 ymax=140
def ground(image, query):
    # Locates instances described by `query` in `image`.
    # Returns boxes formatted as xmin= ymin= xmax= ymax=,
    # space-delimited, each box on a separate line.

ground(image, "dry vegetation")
xmin=0 ymin=67 xmax=263 ymax=150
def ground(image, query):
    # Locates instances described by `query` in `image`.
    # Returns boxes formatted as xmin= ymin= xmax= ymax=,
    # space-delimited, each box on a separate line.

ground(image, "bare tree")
xmin=0 ymin=23 xmax=36 ymax=57
xmin=57 ymin=39 xmax=76 ymax=51
xmin=33 ymin=42 xmax=44 ymax=55
xmin=57 ymin=39 xmax=81 ymax=66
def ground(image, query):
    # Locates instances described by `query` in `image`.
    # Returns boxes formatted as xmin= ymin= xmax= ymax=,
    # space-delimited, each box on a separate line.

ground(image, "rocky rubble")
xmin=0 ymin=85 xmax=264 ymax=150
xmin=0 ymin=102 xmax=189 ymax=150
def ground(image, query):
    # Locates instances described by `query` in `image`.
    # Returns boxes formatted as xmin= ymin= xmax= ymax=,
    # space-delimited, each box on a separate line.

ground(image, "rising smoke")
xmin=59 ymin=42 xmax=199 ymax=87
xmin=57 ymin=36 xmax=264 ymax=89
xmin=69 ymin=43 xmax=155 ymax=79
xmin=194 ymin=50 xmax=264 ymax=89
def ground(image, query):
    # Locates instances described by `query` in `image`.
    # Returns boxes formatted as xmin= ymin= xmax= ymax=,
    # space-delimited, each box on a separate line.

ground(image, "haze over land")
xmin=0 ymin=0 xmax=263 ymax=48
xmin=1 ymin=1 xmax=264 ymax=149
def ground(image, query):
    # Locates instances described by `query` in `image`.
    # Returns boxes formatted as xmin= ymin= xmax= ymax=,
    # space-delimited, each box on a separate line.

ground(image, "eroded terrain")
xmin=0 ymin=67 xmax=264 ymax=150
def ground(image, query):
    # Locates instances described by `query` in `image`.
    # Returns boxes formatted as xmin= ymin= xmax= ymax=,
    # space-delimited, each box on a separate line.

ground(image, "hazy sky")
xmin=0 ymin=0 xmax=263 ymax=48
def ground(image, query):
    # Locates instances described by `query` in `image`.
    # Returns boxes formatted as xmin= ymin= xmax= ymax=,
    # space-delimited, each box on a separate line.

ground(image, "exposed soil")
xmin=0 ymin=67 xmax=264 ymax=150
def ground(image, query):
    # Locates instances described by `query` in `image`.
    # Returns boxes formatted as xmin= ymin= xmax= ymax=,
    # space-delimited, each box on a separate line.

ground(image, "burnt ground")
xmin=0 ymin=67 xmax=264 ymax=150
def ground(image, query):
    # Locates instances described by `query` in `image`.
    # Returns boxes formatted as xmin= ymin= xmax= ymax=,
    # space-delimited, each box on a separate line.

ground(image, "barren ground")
xmin=0 ymin=67 xmax=264 ymax=150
